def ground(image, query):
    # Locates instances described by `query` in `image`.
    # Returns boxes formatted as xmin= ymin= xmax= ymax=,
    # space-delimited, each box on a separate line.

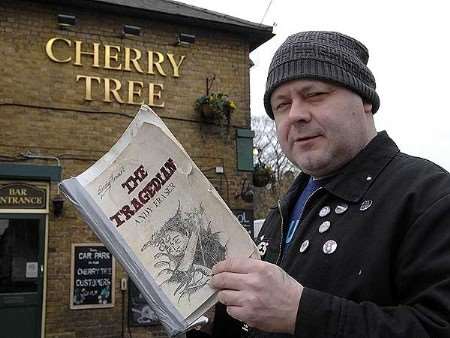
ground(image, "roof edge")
xmin=43 ymin=0 xmax=274 ymax=51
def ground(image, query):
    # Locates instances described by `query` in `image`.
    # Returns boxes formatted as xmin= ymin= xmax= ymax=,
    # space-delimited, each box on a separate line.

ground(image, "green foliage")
xmin=194 ymin=93 xmax=236 ymax=125
xmin=253 ymin=162 xmax=274 ymax=187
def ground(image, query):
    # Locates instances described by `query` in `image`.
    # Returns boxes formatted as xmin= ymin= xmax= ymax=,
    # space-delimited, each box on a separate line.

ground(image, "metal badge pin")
xmin=319 ymin=206 xmax=331 ymax=217
xmin=335 ymin=203 xmax=348 ymax=214
xmin=323 ymin=240 xmax=337 ymax=254
xmin=299 ymin=239 xmax=310 ymax=253
xmin=318 ymin=220 xmax=331 ymax=233
xmin=360 ymin=200 xmax=373 ymax=211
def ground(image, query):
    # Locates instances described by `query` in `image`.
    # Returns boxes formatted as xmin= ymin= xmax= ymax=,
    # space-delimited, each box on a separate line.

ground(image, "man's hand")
xmin=210 ymin=257 xmax=303 ymax=334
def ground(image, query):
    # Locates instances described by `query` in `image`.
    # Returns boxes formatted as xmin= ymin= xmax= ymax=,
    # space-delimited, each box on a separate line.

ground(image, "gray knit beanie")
xmin=264 ymin=31 xmax=380 ymax=119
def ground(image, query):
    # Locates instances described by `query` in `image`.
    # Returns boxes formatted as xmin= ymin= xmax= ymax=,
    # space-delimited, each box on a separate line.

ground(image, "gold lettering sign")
xmin=45 ymin=37 xmax=187 ymax=107
xmin=0 ymin=183 xmax=46 ymax=209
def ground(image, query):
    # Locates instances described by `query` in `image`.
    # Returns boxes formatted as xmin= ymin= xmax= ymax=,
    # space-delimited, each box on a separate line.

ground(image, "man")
xmin=210 ymin=31 xmax=450 ymax=337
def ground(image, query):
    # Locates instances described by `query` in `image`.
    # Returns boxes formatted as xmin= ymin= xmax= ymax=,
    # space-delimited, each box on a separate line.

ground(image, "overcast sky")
xmin=179 ymin=0 xmax=450 ymax=170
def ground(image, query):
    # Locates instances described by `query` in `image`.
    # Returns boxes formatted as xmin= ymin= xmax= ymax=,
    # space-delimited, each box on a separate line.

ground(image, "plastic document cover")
xmin=60 ymin=105 xmax=259 ymax=336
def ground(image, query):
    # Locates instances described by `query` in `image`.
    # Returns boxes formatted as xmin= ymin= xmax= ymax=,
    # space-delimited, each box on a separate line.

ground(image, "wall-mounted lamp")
xmin=176 ymin=33 xmax=196 ymax=46
xmin=123 ymin=24 xmax=141 ymax=37
xmin=57 ymin=14 xmax=76 ymax=29
xmin=52 ymin=195 xmax=65 ymax=218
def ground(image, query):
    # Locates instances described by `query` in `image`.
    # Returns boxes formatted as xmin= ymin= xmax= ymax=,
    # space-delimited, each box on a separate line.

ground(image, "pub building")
xmin=0 ymin=0 xmax=273 ymax=337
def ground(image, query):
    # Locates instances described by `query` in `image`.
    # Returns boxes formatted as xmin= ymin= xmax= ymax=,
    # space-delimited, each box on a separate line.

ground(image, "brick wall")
xmin=0 ymin=1 xmax=254 ymax=337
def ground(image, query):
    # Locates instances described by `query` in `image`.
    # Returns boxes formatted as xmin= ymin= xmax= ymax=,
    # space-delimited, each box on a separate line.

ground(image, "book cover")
xmin=60 ymin=105 xmax=259 ymax=336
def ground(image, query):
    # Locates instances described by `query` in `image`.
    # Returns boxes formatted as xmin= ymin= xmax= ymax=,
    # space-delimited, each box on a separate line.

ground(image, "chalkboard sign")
xmin=232 ymin=209 xmax=254 ymax=239
xmin=128 ymin=278 xmax=159 ymax=326
xmin=70 ymin=243 xmax=115 ymax=309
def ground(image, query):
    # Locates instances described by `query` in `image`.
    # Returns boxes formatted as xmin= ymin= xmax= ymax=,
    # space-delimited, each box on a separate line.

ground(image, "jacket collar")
xmin=280 ymin=131 xmax=400 ymax=212
xmin=319 ymin=131 xmax=399 ymax=202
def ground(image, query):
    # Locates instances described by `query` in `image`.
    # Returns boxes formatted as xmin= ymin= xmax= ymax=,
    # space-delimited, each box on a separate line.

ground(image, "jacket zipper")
xmin=275 ymin=187 xmax=323 ymax=265
xmin=275 ymin=199 xmax=285 ymax=265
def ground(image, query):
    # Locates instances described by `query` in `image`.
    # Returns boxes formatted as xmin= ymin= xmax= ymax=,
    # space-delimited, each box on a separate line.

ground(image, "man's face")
xmin=271 ymin=80 xmax=376 ymax=177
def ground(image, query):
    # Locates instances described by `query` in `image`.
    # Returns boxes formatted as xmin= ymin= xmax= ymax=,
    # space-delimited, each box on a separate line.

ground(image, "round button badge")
xmin=319 ymin=221 xmax=331 ymax=233
xmin=360 ymin=200 xmax=373 ymax=211
xmin=323 ymin=240 xmax=337 ymax=254
xmin=335 ymin=203 xmax=348 ymax=214
xmin=299 ymin=240 xmax=310 ymax=253
xmin=319 ymin=206 xmax=331 ymax=217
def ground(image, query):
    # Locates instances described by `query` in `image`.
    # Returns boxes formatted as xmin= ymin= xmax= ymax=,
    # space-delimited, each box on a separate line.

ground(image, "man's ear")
xmin=363 ymin=102 xmax=373 ymax=114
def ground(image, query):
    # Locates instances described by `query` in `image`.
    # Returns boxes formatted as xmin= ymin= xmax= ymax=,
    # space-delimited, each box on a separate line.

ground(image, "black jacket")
xmin=243 ymin=132 xmax=450 ymax=338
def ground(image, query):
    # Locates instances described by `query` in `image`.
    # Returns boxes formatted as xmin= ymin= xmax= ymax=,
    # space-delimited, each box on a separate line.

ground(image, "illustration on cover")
xmin=149 ymin=201 xmax=226 ymax=302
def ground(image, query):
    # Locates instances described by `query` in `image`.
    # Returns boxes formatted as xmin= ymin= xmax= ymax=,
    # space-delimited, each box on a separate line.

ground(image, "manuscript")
xmin=60 ymin=105 xmax=259 ymax=336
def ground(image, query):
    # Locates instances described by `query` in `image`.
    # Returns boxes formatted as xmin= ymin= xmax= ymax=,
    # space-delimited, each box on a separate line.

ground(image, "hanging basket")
xmin=253 ymin=166 xmax=273 ymax=187
xmin=200 ymin=103 xmax=217 ymax=120
xmin=194 ymin=93 xmax=236 ymax=125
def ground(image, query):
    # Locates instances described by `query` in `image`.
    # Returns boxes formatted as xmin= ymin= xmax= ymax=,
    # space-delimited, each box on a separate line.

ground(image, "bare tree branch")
xmin=251 ymin=115 xmax=299 ymax=183
xmin=251 ymin=116 xmax=300 ymax=218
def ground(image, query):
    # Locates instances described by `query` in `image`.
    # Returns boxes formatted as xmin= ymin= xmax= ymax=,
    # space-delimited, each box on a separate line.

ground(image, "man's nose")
xmin=288 ymin=99 xmax=312 ymax=123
